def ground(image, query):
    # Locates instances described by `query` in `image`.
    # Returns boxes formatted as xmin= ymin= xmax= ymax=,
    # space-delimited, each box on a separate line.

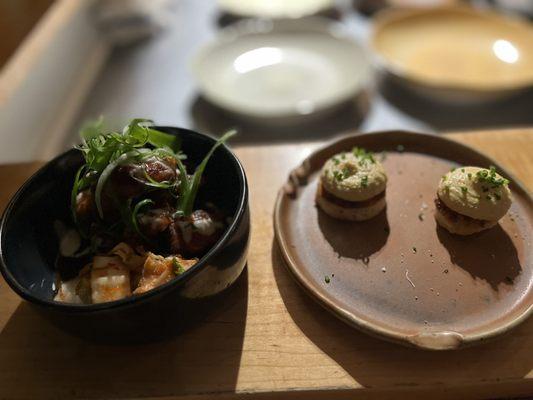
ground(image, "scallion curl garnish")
xmin=176 ymin=129 xmax=237 ymax=217
xmin=131 ymin=199 xmax=154 ymax=241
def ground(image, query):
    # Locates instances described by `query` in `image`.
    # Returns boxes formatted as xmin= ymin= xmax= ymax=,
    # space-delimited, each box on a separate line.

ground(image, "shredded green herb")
xmin=71 ymin=118 xmax=236 ymax=245
xmin=177 ymin=130 xmax=236 ymax=217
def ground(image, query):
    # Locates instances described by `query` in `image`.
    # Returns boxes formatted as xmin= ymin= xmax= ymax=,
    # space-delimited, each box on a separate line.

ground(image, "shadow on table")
xmin=271 ymin=241 xmax=533 ymax=389
xmin=189 ymin=91 xmax=370 ymax=145
xmin=379 ymin=74 xmax=533 ymax=132
xmin=216 ymin=7 xmax=343 ymax=28
xmin=0 ymin=268 xmax=249 ymax=398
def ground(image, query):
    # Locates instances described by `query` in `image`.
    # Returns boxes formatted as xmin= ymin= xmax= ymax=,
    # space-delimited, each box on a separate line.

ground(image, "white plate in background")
xmin=217 ymin=0 xmax=333 ymax=19
xmin=192 ymin=18 xmax=372 ymax=119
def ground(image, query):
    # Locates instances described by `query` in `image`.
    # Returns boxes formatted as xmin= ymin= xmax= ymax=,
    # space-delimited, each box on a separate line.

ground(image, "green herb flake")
xmin=476 ymin=165 xmax=509 ymax=188
xmin=494 ymin=193 xmax=501 ymax=201
xmin=352 ymin=147 xmax=376 ymax=165
xmin=461 ymin=186 xmax=468 ymax=194
xmin=341 ymin=166 xmax=352 ymax=180
xmin=333 ymin=171 xmax=343 ymax=181
xmin=361 ymin=175 xmax=368 ymax=187
xmin=461 ymin=168 xmax=465 ymax=173
xmin=467 ymin=173 xmax=472 ymax=180
xmin=173 ymin=257 xmax=185 ymax=275
xmin=324 ymin=275 xmax=331 ymax=284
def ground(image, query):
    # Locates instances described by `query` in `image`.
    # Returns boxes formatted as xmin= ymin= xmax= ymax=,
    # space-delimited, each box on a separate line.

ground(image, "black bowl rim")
xmin=0 ymin=127 xmax=248 ymax=313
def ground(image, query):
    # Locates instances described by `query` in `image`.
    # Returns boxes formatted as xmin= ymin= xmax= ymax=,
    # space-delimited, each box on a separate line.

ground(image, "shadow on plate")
xmin=190 ymin=91 xmax=370 ymax=145
xmin=0 ymin=268 xmax=249 ymax=398
xmin=317 ymin=208 xmax=389 ymax=261
xmin=271 ymin=240 xmax=533 ymax=388
xmin=216 ymin=8 xmax=343 ymax=28
xmin=379 ymin=74 xmax=533 ymax=131
xmin=436 ymin=225 xmax=522 ymax=291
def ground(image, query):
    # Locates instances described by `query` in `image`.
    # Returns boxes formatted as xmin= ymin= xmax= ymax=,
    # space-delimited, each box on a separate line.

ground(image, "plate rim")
xmin=273 ymin=130 xmax=533 ymax=350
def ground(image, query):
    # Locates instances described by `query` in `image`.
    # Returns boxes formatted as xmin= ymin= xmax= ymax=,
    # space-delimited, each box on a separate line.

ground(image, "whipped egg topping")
xmin=321 ymin=148 xmax=387 ymax=202
xmin=437 ymin=166 xmax=512 ymax=221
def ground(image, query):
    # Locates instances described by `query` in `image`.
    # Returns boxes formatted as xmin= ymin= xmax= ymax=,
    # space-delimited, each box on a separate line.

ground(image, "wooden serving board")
xmin=0 ymin=129 xmax=532 ymax=399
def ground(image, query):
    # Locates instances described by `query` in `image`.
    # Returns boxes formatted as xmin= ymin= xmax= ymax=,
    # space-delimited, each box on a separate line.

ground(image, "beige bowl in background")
xmin=371 ymin=6 xmax=533 ymax=103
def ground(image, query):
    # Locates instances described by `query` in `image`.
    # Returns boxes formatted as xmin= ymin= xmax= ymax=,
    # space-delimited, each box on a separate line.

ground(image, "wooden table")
xmin=0 ymin=129 xmax=532 ymax=400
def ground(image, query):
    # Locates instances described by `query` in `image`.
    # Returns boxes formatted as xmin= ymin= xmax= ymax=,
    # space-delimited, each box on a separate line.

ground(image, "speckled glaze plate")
xmin=274 ymin=131 xmax=533 ymax=350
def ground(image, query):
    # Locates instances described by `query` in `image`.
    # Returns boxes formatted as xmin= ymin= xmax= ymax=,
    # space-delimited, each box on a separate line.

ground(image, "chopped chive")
xmin=173 ymin=257 xmax=185 ymax=275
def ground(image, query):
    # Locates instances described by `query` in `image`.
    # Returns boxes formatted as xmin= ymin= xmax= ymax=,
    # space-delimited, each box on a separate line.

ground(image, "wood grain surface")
xmin=0 ymin=128 xmax=532 ymax=399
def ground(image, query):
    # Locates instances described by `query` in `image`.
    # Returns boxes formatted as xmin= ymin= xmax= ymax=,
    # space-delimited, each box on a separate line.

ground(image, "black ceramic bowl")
xmin=0 ymin=127 xmax=249 ymax=342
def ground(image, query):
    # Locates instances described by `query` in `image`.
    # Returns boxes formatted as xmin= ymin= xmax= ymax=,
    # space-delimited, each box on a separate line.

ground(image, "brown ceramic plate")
xmin=274 ymin=131 xmax=533 ymax=350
